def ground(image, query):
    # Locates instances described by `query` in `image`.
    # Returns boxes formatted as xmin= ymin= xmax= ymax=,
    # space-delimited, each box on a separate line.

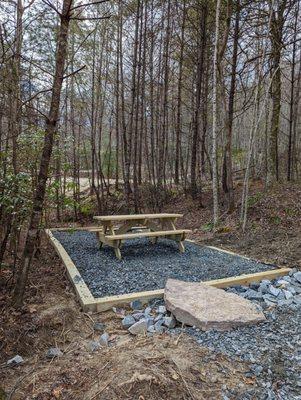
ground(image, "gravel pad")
xmin=53 ymin=230 xmax=276 ymax=297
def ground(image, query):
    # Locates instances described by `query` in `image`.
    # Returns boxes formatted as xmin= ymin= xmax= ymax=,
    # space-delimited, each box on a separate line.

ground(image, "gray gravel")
xmin=187 ymin=307 xmax=301 ymax=399
xmin=53 ymin=230 xmax=276 ymax=298
xmin=117 ymin=273 xmax=301 ymax=399
xmin=185 ymin=275 xmax=301 ymax=400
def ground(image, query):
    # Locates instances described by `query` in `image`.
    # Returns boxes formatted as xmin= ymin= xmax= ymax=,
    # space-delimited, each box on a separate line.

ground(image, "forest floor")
xmin=1 ymin=181 xmax=301 ymax=400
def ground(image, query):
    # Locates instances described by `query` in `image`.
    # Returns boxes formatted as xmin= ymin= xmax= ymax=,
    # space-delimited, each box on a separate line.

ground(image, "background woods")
xmin=0 ymin=0 xmax=301 ymax=303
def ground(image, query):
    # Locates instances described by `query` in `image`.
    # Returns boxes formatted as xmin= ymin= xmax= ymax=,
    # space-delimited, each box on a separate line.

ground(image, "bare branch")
xmin=41 ymin=0 xmax=62 ymax=16
xmin=70 ymin=14 xmax=111 ymax=21
xmin=70 ymin=0 xmax=110 ymax=12
xmin=22 ymin=88 xmax=52 ymax=106
xmin=63 ymin=65 xmax=86 ymax=79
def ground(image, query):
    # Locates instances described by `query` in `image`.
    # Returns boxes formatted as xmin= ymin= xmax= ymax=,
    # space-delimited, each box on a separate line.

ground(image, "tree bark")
xmin=12 ymin=0 xmax=73 ymax=307
xmin=212 ymin=0 xmax=221 ymax=227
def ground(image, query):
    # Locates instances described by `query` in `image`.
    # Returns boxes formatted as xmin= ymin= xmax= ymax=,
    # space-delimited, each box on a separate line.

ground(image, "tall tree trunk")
xmin=12 ymin=0 xmax=73 ymax=307
xmin=287 ymin=0 xmax=299 ymax=181
xmin=190 ymin=3 xmax=207 ymax=199
xmin=222 ymin=0 xmax=240 ymax=212
xmin=268 ymin=0 xmax=286 ymax=182
xmin=212 ymin=0 xmax=221 ymax=227
xmin=157 ymin=0 xmax=171 ymax=191
xmin=175 ymin=1 xmax=186 ymax=185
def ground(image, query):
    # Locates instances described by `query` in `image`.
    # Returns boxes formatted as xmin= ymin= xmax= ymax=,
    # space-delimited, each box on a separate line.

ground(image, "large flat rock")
xmin=164 ymin=279 xmax=265 ymax=331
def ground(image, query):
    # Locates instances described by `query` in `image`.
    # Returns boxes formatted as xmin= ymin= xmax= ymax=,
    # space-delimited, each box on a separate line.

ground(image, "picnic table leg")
xmin=163 ymin=218 xmax=186 ymax=253
xmin=108 ymin=223 xmax=122 ymax=260
xmin=178 ymin=241 xmax=185 ymax=253
xmin=145 ymin=220 xmax=160 ymax=244
xmin=114 ymin=241 xmax=122 ymax=260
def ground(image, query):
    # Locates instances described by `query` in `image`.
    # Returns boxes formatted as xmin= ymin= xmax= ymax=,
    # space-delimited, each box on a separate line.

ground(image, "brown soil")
xmin=1 ymin=181 xmax=300 ymax=399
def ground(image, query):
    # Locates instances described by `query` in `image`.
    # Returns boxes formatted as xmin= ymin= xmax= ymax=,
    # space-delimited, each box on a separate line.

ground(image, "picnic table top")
xmin=93 ymin=213 xmax=183 ymax=222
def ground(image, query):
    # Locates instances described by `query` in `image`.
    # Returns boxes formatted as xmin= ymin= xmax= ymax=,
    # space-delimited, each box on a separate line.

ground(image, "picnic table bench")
xmin=91 ymin=213 xmax=191 ymax=259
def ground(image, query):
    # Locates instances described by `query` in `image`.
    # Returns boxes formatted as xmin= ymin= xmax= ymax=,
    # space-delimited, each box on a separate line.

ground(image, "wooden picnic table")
xmin=92 ymin=213 xmax=191 ymax=259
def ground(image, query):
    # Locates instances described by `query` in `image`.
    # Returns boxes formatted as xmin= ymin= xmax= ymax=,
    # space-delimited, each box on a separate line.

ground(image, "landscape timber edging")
xmin=45 ymin=229 xmax=96 ymax=310
xmin=45 ymin=228 xmax=292 ymax=312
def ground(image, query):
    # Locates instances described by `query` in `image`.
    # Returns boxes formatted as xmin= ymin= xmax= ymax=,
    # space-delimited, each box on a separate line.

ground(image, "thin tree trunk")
xmin=191 ymin=3 xmax=207 ymax=199
xmin=212 ymin=0 xmax=221 ymax=227
xmin=222 ymin=0 xmax=240 ymax=212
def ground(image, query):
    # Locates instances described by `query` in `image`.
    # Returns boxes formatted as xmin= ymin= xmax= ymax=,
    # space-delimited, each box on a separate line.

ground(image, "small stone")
xmin=99 ymin=332 xmax=109 ymax=346
xmin=147 ymin=325 xmax=156 ymax=333
xmin=144 ymin=306 xmax=152 ymax=316
xmin=7 ymin=355 xmax=24 ymax=366
xmin=158 ymin=305 xmax=166 ymax=314
xmin=93 ymin=322 xmax=105 ymax=332
xmin=282 ymin=276 xmax=292 ymax=283
xmin=122 ymin=315 xmax=136 ymax=328
xmin=263 ymin=294 xmax=278 ymax=303
xmin=89 ymin=341 xmax=100 ymax=352
xmin=231 ymin=285 xmax=247 ymax=293
xmin=293 ymin=272 xmax=301 ymax=284
xmin=46 ymin=347 xmax=62 ymax=358
xmin=276 ymin=279 xmax=289 ymax=288
xmin=293 ymin=295 xmax=301 ymax=305
xmin=283 ymin=290 xmax=293 ymax=300
xmin=130 ymin=300 xmax=143 ymax=310
xmin=244 ymin=289 xmax=263 ymax=301
xmin=278 ymin=299 xmax=293 ymax=307
xmin=154 ymin=313 xmax=163 ymax=322
xmin=132 ymin=312 xmax=144 ymax=321
xmin=249 ymin=282 xmax=260 ymax=290
xmin=163 ymin=315 xmax=176 ymax=329
xmin=145 ymin=317 xmax=154 ymax=327
xmin=128 ymin=319 xmax=148 ymax=335
xmin=258 ymin=279 xmax=271 ymax=294
xmin=253 ymin=365 xmax=263 ymax=376
xmin=286 ymin=286 xmax=296 ymax=295
xmin=293 ymin=286 xmax=301 ymax=294
xmin=264 ymin=299 xmax=277 ymax=307
xmin=269 ymin=285 xmax=281 ymax=297
xmin=154 ymin=320 xmax=165 ymax=333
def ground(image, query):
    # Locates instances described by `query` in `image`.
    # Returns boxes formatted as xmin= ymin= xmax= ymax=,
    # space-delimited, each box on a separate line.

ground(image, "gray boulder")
xmin=164 ymin=279 xmax=265 ymax=331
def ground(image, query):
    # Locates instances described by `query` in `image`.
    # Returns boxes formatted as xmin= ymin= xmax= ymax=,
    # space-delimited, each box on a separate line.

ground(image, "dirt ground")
xmin=1 ymin=181 xmax=300 ymax=399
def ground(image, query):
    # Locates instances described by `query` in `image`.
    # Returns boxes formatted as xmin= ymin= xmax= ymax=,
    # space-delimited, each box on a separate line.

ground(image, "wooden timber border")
xmin=45 ymin=228 xmax=292 ymax=312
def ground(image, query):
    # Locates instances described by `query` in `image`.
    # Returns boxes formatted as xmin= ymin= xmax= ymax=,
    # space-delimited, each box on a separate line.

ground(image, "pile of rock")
xmin=121 ymin=300 xmax=177 ymax=335
xmin=226 ymin=270 xmax=301 ymax=309
xmin=120 ymin=271 xmax=301 ymax=336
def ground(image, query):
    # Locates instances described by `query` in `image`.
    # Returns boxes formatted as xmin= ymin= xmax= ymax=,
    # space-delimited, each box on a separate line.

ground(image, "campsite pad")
xmin=53 ymin=230 xmax=277 ymax=298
